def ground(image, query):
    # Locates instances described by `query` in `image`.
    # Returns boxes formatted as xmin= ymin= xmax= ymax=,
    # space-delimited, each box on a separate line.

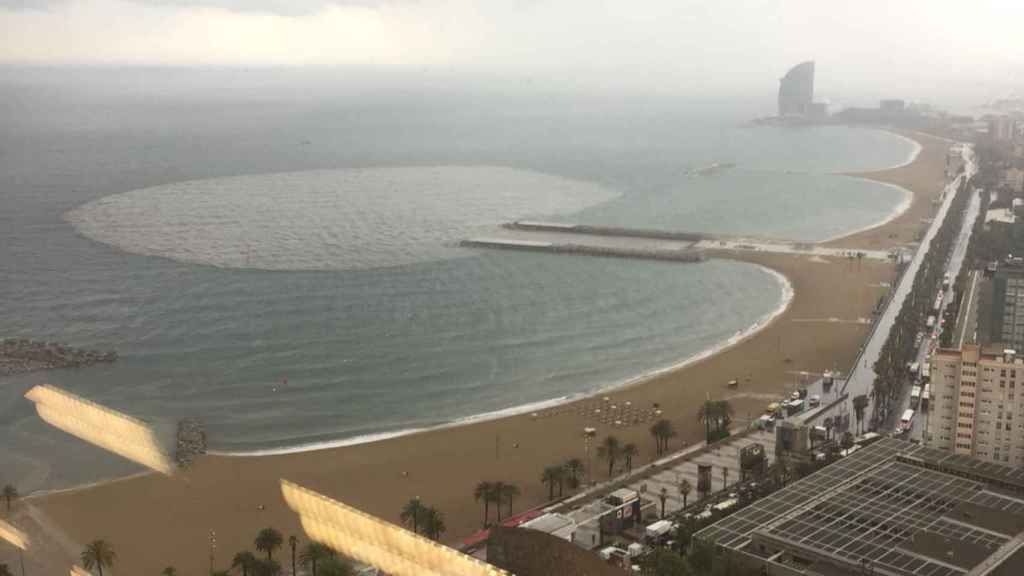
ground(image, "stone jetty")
xmin=0 ymin=338 xmax=118 ymax=377
xmin=175 ymin=418 xmax=207 ymax=468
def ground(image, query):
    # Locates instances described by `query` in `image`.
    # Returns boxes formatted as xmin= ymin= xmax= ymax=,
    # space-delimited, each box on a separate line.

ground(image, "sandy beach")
xmin=2 ymin=131 xmax=951 ymax=575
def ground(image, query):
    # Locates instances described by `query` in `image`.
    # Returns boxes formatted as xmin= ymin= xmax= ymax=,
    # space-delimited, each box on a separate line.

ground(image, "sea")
xmin=0 ymin=69 xmax=918 ymax=493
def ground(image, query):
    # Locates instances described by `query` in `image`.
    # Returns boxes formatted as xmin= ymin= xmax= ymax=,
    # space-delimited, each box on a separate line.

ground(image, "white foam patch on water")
xmin=66 ymin=166 xmax=619 ymax=271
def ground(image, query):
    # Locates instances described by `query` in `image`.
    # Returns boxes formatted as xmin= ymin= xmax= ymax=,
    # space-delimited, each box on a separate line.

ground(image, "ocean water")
xmin=0 ymin=69 xmax=917 ymax=492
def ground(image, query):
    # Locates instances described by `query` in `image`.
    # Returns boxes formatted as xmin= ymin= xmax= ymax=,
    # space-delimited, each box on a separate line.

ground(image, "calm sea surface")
xmin=0 ymin=70 xmax=916 ymax=491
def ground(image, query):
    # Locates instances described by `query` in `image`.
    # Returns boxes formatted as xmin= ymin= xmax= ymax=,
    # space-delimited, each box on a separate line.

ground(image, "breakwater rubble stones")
xmin=0 ymin=338 xmax=118 ymax=377
xmin=176 ymin=418 xmax=207 ymax=468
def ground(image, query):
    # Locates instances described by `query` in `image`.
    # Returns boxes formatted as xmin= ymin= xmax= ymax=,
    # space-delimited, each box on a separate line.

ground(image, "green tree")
xmin=491 ymin=481 xmax=508 ymax=522
xmin=596 ymin=435 xmax=621 ymax=478
xmin=288 ymin=535 xmax=298 ymax=576
xmin=853 ymin=395 xmax=869 ymax=435
xmin=81 ymin=540 xmax=116 ymax=576
xmin=659 ymin=486 xmax=669 ymax=518
xmin=422 ymin=506 xmax=447 ymax=541
xmin=2 ymin=485 xmax=17 ymax=513
xmin=623 ymin=443 xmax=639 ymax=474
xmin=541 ymin=466 xmax=562 ymax=500
xmin=641 ymin=548 xmax=691 ymax=575
xmin=697 ymin=400 xmax=718 ymax=443
xmin=564 ymin=458 xmax=583 ymax=490
xmin=318 ymin=557 xmax=354 ymax=576
xmin=299 ymin=542 xmax=335 ymax=576
xmin=678 ymin=478 xmax=692 ymax=509
xmin=233 ymin=551 xmax=258 ymax=576
xmin=400 ymin=497 xmax=425 ymax=534
xmin=688 ymin=541 xmax=714 ymax=574
xmin=255 ymin=528 xmax=284 ymax=561
xmin=0 ymin=565 xmax=11 ymax=576
xmin=232 ymin=551 xmax=258 ymax=576
xmin=161 ymin=567 xmax=177 ymax=576
xmin=715 ymin=400 xmax=734 ymax=433
xmin=212 ymin=572 xmax=232 ymax=576
xmin=253 ymin=558 xmax=281 ymax=576
xmin=474 ymin=481 xmax=494 ymax=527
xmin=841 ymin=431 xmax=855 ymax=451
xmin=501 ymin=483 xmax=521 ymax=516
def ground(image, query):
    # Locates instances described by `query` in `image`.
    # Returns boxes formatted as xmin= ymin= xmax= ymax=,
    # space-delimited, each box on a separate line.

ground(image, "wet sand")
xmin=4 ymin=131 xmax=950 ymax=575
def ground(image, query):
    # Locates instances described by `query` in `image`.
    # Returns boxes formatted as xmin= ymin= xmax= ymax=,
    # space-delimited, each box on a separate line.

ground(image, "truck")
xmin=926 ymin=316 xmax=936 ymax=329
xmin=943 ymin=273 xmax=951 ymax=289
xmin=645 ymin=519 xmax=674 ymax=540
xmin=909 ymin=362 xmax=920 ymax=377
xmin=910 ymin=386 xmax=921 ymax=409
xmin=898 ymin=409 xmax=915 ymax=433
xmin=921 ymin=361 xmax=931 ymax=383
xmin=921 ymin=384 xmax=930 ymax=411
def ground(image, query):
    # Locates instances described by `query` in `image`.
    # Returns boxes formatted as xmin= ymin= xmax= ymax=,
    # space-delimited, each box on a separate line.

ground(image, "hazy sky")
xmin=2 ymin=0 xmax=1022 ymax=101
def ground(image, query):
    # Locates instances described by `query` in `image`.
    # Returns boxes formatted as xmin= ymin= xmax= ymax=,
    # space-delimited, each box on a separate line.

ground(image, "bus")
xmin=898 ymin=409 xmax=915 ymax=433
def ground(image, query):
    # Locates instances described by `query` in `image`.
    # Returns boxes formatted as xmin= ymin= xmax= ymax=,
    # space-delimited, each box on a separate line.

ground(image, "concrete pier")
xmin=475 ymin=222 xmax=895 ymax=262
xmin=460 ymin=238 xmax=705 ymax=263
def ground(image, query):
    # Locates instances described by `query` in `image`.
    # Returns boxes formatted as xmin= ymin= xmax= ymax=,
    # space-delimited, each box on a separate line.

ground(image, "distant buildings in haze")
xmin=777 ymin=61 xmax=816 ymax=117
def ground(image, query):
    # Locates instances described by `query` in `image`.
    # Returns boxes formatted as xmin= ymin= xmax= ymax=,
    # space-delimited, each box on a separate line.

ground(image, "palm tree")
xmin=473 ymin=481 xmax=494 ymax=527
xmin=823 ymin=416 xmax=835 ymax=442
xmin=491 ymin=481 xmax=507 ymax=522
xmin=853 ymin=395 xmax=869 ymax=435
xmin=421 ymin=507 xmax=447 ymax=541
xmin=564 ymin=458 xmax=583 ymax=490
xmin=541 ymin=466 xmax=562 ymax=500
xmin=2 ymin=485 xmax=17 ymax=513
xmin=658 ymin=487 xmax=668 ymax=518
xmin=722 ymin=466 xmax=730 ymax=492
xmin=400 ymin=498 xmax=425 ymax=534
xmin=678 ymin=478 xmax=692 ymax=509
xmin=715 ymin=400 xmax=734 ymax=433
xmin=650 ymin=419 xmax=677 ymax=455
xmin=841 ymin=431 xmax=855 ymax=451
xmin=255 ymin=528 xmax=284 ymax=561
xmin=697 ymin=400 xmax=718 ymax=443
xmin=299 ymin=542 xmax=335 ymax=576
xmin=288 ymin=535 xmax=298 ymax=576
xmin=501 ymin=483 xmax=520 ymax=516
xmin=622 ymin=443 xmax=639 ymax=474
xmin=81 ymin=540 xmax=116 ymax=576
xmin=596 ymin=435 xmax=621 ymax=478
xmin=0 ymin=565 xmax=10 ymax=576
xmin=233 ymin=551 xmax=258 ymax=576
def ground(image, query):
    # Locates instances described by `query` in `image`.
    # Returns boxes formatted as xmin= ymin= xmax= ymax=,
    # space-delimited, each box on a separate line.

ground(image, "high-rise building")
xmin=927 ymin=269 xmax=1024 ymax=466
xmin=778 ymin=61 xmax=815 ymax=117
xmin=988 ymin=115 xmax=1017 ymax=142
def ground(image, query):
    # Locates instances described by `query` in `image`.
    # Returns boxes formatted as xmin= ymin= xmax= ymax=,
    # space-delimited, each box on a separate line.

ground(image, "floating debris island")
xmin=0 ymin=338 xmax=118 ymax=377
xmin=175 ymin=418 xmax=207 ymax=468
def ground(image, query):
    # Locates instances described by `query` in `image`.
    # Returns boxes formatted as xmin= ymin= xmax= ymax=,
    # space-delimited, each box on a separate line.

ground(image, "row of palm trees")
xmin=649 ymin=419 xmax=678 ymax=457
xmin=73 ymin=528 xmax=355 ymax=576
xmin=472 ymin=481 xmax=522 ymax=527
xmin=869 ymin=174 xmax=974 ymax=430
xmin=398 ymin=498 xmax=446 ymax=540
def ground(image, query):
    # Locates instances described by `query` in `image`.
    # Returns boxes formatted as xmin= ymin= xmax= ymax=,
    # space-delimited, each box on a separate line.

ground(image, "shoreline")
xmin=210 ymin=263 xmax=795 ymax=458
xmin=15 ymin=128 xmax=952 ymax=575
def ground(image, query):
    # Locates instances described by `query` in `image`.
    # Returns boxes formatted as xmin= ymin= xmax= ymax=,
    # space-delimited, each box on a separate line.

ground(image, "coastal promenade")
xmin=814 ymin=145 xmax=976 ymax=433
